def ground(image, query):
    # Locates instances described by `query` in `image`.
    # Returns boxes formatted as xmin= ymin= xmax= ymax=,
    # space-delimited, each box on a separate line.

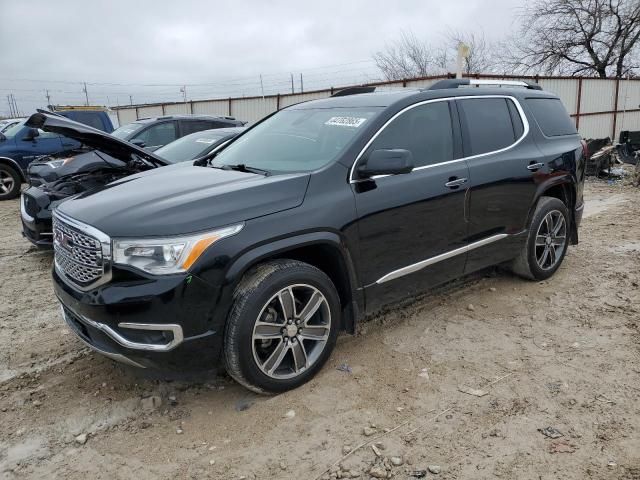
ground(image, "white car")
xmin=0 ymin=118 xmax=25 ymax=133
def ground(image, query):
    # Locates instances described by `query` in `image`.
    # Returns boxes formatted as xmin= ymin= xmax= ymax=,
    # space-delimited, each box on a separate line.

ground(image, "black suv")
xmin=50 ymin=79 xmax=586 ymax=393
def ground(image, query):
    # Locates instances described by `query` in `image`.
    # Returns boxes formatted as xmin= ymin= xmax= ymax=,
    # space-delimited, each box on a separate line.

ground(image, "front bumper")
xmin=20 ymin=187 xmax=54 ymax=248
xmin=53 ymin=266 xmax=227 ymax=371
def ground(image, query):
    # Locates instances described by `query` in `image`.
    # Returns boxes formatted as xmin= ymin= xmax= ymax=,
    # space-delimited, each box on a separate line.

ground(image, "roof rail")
xmin=429 ymin=79 xmax=542 ymax=91
xmin=331 ymin=86 xmax=376 ymax=97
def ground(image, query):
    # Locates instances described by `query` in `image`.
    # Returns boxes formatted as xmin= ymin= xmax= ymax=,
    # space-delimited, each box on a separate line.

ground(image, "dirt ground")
xmin=1 ymin=175 xmax=639 ymax=480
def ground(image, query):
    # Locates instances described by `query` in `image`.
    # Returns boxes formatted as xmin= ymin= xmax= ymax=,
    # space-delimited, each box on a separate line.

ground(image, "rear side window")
xmin=526 ymin=98 xmax=577 ymax=136
xmin=181 ymin=120 xmax=214 ymax=136
xmin=367 ymin=101 xmax=454 ymax=168
xmin=458 ymin=98 xmax=520 ymax=156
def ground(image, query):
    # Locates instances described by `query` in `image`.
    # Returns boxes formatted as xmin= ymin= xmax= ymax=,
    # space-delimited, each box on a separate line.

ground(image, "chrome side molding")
xmin=376 ymin=234 xmax=508 ymax=284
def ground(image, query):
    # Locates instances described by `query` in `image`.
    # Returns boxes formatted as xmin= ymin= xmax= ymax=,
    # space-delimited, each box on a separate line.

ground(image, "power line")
xmin=0 ymin=59 xmax=378 ymax=88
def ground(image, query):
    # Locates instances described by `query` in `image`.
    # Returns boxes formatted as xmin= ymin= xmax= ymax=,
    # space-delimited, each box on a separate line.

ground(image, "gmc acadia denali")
xmin=50 ymin=79 xmax=586 ymax=393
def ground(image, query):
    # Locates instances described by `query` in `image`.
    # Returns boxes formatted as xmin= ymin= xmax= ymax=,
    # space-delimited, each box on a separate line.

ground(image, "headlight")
xmin=112 ymin=223 xmax=244 ymax=275
xmin=48 ymin=158 xmax=72 ymax=168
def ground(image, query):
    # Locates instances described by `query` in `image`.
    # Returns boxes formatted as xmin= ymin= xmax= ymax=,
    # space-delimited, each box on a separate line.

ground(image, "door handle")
xmin=527 ymin=162 xmax=545 ymax=171
xmin=445 ymin=177 xmax=468 ymax=189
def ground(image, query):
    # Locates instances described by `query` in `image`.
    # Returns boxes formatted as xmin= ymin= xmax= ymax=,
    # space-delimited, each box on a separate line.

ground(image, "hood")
xmin=57 ymin=165 xmax=310 ymax=237
xmin=26 ymin=110 xmax=168 ymax=167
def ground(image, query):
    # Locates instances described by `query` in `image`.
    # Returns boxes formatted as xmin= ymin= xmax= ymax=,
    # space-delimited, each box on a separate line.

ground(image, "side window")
xmin=36 ymin=129 xmax=59 ymax=139
xmin=507 ymin=100 xmax=524 ymax=139
xmin=366 ymin=101 xmax=454 ymax=168
xmin=458 ymin=98 xmax=519 ymax=156
xmin=134 ymin=122 xmax=177 ymax=147
xmin=526 ymin=98 xmax=577 ymax=137
xmin=181 ymin=120 xmax=214 ymax=136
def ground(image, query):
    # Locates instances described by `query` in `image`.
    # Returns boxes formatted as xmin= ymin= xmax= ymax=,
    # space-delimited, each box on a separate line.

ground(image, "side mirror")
xmin=358 ymin=149 xmax=414 ymax=178
xmin=23 ymin=128 xmax=40 ymax=141
xmin=130 ymin=138 xmax=146 ymax=148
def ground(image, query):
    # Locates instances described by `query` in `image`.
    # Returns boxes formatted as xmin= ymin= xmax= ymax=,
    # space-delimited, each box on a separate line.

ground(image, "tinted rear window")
xmin=526 ymin=98 xmax=577 ymax=136
xmin=458 ymin=98 xmax=519 ymax=156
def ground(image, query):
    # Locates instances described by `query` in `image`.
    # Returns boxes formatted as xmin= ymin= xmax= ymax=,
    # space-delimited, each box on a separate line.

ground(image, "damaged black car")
xmin=20 ymin=111 xmax=244 ymax=247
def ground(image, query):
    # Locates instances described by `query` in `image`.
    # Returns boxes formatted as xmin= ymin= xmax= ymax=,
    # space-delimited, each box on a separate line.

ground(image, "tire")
xmin=224 ymin=259 xmax=341 ymax=394
xmin=510 ymin=196 xmax=570 ymax=281
xmin=0 ymin=164 xmax=22 ymax=200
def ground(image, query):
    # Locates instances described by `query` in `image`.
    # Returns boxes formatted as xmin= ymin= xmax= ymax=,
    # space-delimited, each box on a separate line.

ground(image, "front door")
xmin=15 ymin=128 xmax=64 ymax=170
xmin=351 ymin=100 xmax=470 ymax=312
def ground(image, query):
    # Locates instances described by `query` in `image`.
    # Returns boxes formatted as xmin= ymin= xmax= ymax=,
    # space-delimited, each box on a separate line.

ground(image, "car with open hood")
xmin=50 ymin=80 xmax=586 ymax=393
xmin=21 ymin=113 xmax=244 ymax=247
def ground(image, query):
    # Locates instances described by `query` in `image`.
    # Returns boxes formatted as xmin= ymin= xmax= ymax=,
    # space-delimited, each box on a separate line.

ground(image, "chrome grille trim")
xmin=52 ymin=210 xmax=112 ymax=290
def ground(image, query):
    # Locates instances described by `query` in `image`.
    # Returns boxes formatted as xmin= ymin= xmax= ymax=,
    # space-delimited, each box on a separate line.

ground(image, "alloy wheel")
xmin=252 ymin=284 xmax=331 ymax=380
xmin=0 ymin=170 xmax=14 ymax=194
xmin=535 ymin=209 xmax=566 ymax=270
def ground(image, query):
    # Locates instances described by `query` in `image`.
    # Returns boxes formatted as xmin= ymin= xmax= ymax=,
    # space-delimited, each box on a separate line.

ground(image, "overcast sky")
xmin=0 ymin=0 xmax=525 ymax=117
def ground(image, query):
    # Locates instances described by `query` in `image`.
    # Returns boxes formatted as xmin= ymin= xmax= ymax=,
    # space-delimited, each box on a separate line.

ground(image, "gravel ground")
xmin=0 ymin=176 xmax=639 ymax=480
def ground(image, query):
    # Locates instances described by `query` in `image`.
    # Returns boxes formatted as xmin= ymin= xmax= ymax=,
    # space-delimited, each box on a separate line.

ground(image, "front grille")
xmin=53 ymin=217 xmax=104 ymax=285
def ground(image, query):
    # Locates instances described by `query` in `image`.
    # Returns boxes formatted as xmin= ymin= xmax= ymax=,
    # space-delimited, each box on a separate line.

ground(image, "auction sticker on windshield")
xmin=325 ymin=117 xmax=367 ymax=128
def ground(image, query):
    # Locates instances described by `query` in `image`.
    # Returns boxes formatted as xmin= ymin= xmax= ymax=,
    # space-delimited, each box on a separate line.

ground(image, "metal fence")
xmin=114 ymin=74 xmax=640 ymax=140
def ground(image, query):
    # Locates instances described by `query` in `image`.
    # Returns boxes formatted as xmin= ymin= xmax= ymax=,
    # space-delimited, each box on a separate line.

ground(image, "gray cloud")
xmin=0 ymin=0 xmax=524 ymax=116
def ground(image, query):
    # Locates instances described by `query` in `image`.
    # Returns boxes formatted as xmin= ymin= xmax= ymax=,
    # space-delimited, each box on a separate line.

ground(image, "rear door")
xmin=457 ymin=96 xmax=542 ymax=271
xmin=352 ymin=100 xmax=469 ymax=312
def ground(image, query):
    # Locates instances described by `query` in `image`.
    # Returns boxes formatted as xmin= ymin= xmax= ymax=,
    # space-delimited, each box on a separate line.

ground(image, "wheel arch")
xmin=527 ymin=177 xmax=578 ymax=244
xmin=223 ymin=232 xmax=363 ymax=334
xmin=0 ymin=157 xmax=26 ymax=181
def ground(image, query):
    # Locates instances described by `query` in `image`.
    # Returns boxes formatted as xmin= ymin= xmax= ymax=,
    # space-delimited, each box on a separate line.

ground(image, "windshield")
xmin=111 ymin=122 xmax=145 ymax=139
xmin=2 ymin=120 xmax=26 ymax=138
xmin=213 ymin=107 xmax=381 ymax=173
xmin=155 ymin=130 xmax=230 ymax=163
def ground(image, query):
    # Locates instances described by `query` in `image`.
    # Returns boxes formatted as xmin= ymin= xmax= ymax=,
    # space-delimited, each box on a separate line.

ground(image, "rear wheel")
xmin=224 ymin=259 xmax=340 ymax=394
xmin=0 ymin=164 xmax=21 ymax=200
xmin=511 ymin=196 xmax=569 ymax=280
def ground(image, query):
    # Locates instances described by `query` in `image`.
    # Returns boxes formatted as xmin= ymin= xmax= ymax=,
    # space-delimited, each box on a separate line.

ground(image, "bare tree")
xmin=445 ymin=31 xmax=496 ymax=74
xmin=373 ymin=31 xmax=436 ymax=80
xmin=374 ymin=30 xmax=498 ymax=80
xmin=505 ymin=0 xmax=640 ymax=77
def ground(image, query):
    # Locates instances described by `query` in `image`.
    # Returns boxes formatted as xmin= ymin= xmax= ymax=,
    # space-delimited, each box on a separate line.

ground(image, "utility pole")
xmin=290 ymin=73 xmax=294 ymax=94
xmin=45 ymin=89 xmax=51 ymax=107
xmin=10 ymin=94 xmax=19 ymax=117
xmin=7 ymin=95 xmax=14 ymax=117
xmin=300 ymin=73 xmax=304 ymax=93
xmin=129 ymin=95 xmax=133 ymax=106
xmin=82 ymin=82 xmax=89 ymax=106
xmin=259 ymin=75 xmax=265 ymax=99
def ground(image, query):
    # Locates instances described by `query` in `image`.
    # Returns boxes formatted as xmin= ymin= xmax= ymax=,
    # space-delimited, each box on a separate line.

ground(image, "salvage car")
xmin=48 ymin=79 xmax=586 ymax=393
xmin=21 ymin=118 xmax=244 ymax=247
xmin=0 ymin=109 xmax=116 ymax=200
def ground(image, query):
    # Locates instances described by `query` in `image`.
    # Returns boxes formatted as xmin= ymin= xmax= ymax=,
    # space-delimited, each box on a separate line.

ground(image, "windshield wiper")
xmin=219 ymin=164 xmax=271 ymax=176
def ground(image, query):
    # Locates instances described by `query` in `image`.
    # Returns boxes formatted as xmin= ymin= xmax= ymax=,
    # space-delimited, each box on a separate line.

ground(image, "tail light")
xmin=580 ymin=139 xmax=589 ymax=159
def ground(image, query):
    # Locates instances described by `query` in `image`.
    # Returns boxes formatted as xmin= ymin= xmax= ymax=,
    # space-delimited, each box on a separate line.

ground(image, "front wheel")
xmin=0 ymin=164 xmax=21 ymax=200
xmin=510 ymin=196 xmax=570 ymax=280
xmin=224 ymin=260 xmax=340 ymax=394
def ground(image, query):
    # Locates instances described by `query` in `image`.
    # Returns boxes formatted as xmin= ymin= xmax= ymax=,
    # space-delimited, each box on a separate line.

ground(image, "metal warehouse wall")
xmin=115 ymin=74 xmax=640 ymax=140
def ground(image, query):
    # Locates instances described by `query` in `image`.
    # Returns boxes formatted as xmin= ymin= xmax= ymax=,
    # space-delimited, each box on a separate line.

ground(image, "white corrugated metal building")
xmin=114 ymin=74 xmax=640 ymax=141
